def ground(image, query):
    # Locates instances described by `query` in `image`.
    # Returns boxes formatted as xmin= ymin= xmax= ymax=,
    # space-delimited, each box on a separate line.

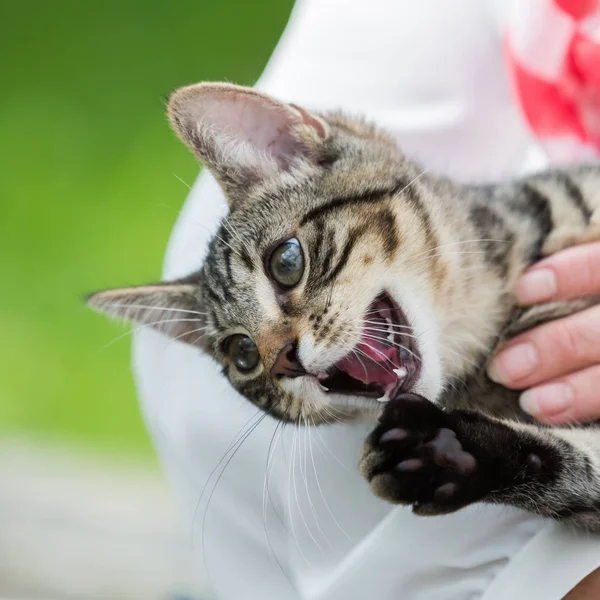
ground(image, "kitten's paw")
xmin=360 ymin=394 xmax=548 ymax=515
xmin=360 ymin=394 xmax=485 ymax=515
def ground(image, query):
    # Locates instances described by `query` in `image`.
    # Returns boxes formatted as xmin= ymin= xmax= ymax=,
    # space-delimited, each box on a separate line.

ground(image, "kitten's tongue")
xmin=336 ymin=333 xmax=397 ymax=387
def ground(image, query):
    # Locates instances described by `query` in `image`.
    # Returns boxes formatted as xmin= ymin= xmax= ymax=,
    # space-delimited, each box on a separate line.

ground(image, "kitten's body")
xmin=359 ymin=167 xmax=600 ymax=530
xmin=90 ymin=83 xmax=600 ymax=530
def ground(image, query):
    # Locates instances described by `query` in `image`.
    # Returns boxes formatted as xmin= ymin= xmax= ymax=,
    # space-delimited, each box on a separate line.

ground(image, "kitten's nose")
xmin=271 ymin=342 xmax=306 ymax=378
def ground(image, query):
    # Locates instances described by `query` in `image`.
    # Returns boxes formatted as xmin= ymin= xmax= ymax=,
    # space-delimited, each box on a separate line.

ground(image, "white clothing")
xmin=133 ymin=1 xmax=600 ymax=598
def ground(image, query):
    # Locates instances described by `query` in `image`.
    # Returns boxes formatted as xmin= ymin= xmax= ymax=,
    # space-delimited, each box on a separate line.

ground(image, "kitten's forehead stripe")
xmin=321 ymin=227 xmax=337 ymax=277
xmin=204 ymin=255 xmax=232 ymax=304
xmin=203 ymin=279 xmax=224 ymax=305
xmin=320 ymin=224 xmax=368 ymax=286
xmin=306 ymin=222 xmax=338 ymax=292
xmin=400 ymin=180 xmax=437 ymax=251
xmin=220 ymin=225 xmax=234 ymax=286
xmin=209 ymin=306 xmax=222 ymax=330
xmin=317 ymin=226 xmax=338 ymax=287
xmin=373 ymin=208 xmax=400 ymax=259
xmin=299 ymin=177 xmax=412 ymax=226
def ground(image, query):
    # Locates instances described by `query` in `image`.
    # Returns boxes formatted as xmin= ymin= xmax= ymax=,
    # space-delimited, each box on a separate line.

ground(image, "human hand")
xmin=488 ymin=242 xmax=600 ymax=425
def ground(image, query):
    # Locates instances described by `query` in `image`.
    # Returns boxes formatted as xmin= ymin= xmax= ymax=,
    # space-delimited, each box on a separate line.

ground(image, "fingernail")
xmin=520 ymin=383 xmax=574 ymax=417
xmin=488 ymin=343 xmax=538 ymax=384
xmin=516 ymin=269 xmax=557 ymax=304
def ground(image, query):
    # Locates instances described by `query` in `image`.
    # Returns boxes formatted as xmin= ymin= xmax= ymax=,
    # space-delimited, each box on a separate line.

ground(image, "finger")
xmin=516 ymin=242 xmax=600 ymax=305
xmin=487 ymin=305 xmax=600 ymax=389
xmin=518 ymin=364 xmax=600 ymax=425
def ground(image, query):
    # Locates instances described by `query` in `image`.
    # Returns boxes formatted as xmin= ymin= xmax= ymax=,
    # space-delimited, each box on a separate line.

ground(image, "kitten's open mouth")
xmin=318 ymin=293 xmax=421 ymax=402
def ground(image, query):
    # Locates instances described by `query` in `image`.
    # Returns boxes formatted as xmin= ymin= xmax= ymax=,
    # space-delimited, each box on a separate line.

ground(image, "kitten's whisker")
xmin=350 ymin=349 xmax=370 ymax=384
xmin=412 ymin=238 xmax=510 ymax=260
xmin=361 ymin=333 xmax=422 ymax=364
xmin=173 ymin=173 xmax=193 ymax=190
xmin=300 ymin=413 xmax=331 ymax=549
xmin=165 ymin=182 xmax=243 ymax=259
xmin=361 ymin=326 xmax=420 ymax=340
xmin=311 ymin=424 xmax=351 ymax=472
xmin=262 ymin=422 xmax=290 ymax=582
xmin=293 ymin=416 xmax=324 ymax=552
xmin=98 ymin=303 xmax=209 ymax=317
xmin=221 ymin=218 xmax=246 ymax=248
xmin=352 ymin=345 xmax=395 ymax=376
xmin=307 ymin=412 xmax=350 ymax=540
xmin=264 ymin=422 xmax=286 ymax=528
xmin=412 ymin=250 xmax=488 ymax=265
xmin=363 ymin=319 xmax=412 ymax=330
xmin=192 ymin=410 xmax=262 ymax=539
xmin=213 ymin=233 xmax=244 ymax=258
xmin=200 ymin=414 xmax=268 ymax=577
xmin=316 ymin=402 xmax=345 ymax=425
xmin=397 ymin=168 xmax=430 ymax=198
xmin=100 ymin=319 xmax=208 ymax=350
xmin=288 ymin=425 xmax=311 ymax=564
xmin=354 ymin=340 xmax=398 ymax=373
xmin=165 ymin=325 xmax=209 ymax=346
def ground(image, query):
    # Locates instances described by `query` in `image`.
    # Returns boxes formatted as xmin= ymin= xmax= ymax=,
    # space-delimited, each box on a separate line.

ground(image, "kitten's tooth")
xmin=377 ymin=392 xmax=390 ymax=403
xmin=393 ymin=367 xmax=408 ymax=379
xmin=318 ymin=383 xmax=329 ymax=392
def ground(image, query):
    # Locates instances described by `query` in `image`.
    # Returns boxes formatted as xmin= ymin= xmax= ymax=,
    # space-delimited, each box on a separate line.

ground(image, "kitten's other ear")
xmin=167 ymin=82 xmax=330 ymax=205
xmin=87 ymin=280 xmax=209 ymax=350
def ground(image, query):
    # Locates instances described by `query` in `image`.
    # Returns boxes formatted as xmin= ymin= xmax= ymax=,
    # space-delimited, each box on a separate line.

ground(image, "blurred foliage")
xmin=0 ymin=1 xmax=293 ymax=453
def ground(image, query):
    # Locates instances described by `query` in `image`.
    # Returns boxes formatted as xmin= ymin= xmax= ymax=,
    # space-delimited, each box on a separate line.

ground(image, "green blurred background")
xmin=0 ymin=0 xmax=294 ymax=455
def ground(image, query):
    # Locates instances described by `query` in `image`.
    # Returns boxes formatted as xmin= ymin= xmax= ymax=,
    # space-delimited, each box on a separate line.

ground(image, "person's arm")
xmin=565 ymin=567 xmax=600 ymax=600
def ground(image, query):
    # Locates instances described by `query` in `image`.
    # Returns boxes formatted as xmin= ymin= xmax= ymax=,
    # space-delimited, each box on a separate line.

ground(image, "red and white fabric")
xmin=506 ymin=0 xmax=600 ymax=162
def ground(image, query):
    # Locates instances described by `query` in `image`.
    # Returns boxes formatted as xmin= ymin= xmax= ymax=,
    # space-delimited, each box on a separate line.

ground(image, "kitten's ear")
xmin=87 ymin=280 xmax=209 ymax=349
xmin=167 ymin=82 xmax=330 ymax=205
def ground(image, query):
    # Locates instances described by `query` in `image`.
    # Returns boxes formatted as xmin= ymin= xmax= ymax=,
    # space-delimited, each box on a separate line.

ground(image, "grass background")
xmin=0 ymin=1 xmax=293 ymax=454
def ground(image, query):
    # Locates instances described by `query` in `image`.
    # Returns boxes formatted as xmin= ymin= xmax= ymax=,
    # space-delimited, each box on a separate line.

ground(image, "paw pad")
xmin=380 ymin=428 xmax=408 ymax=443
xmin=426 ymin=428 xmax=476 ymax=475
xmin=395 ymin=458 xmax=423 ymax=472
xmin=433 ymin=482 xmax=459 ymax=502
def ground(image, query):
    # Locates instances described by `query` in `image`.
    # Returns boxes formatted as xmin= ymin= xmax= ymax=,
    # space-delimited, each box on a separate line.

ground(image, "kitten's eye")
xmin=226 ymin=334 xmax=260 ymax=372
xmin=269 ymin=237 xmax=304 ymax=288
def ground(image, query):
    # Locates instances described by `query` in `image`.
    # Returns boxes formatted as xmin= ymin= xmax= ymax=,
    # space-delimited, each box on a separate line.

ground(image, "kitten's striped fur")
xmin=89 ymin=83 xmax=600 ymax=530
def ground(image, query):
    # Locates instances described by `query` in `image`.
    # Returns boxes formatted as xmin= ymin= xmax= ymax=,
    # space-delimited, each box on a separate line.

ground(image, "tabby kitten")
xmin=89 ymin=83 xmax=600 ymax=530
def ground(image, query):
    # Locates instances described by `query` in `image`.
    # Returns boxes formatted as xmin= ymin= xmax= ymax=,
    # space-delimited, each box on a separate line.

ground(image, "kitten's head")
xmin=89 ymin=83 xmax=451 ymax=424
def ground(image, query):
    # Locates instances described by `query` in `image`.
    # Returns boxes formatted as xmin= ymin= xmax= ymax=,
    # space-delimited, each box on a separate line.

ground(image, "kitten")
xmin=89 ymin=82 xmax=600 ymax=530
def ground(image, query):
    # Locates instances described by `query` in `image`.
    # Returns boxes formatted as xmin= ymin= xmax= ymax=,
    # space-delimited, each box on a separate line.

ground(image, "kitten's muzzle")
xmin=271 ymin=342 xmax=307 ymax=378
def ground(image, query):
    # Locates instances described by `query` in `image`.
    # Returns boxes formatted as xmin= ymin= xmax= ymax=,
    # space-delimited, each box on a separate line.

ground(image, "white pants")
xmin=133 ymin=1 xmax=600 ymax=597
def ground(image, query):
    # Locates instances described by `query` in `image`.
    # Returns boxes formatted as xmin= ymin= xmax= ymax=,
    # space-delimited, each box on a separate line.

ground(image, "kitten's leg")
xmin=360 ymin=394 xmax=600 ymax=530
